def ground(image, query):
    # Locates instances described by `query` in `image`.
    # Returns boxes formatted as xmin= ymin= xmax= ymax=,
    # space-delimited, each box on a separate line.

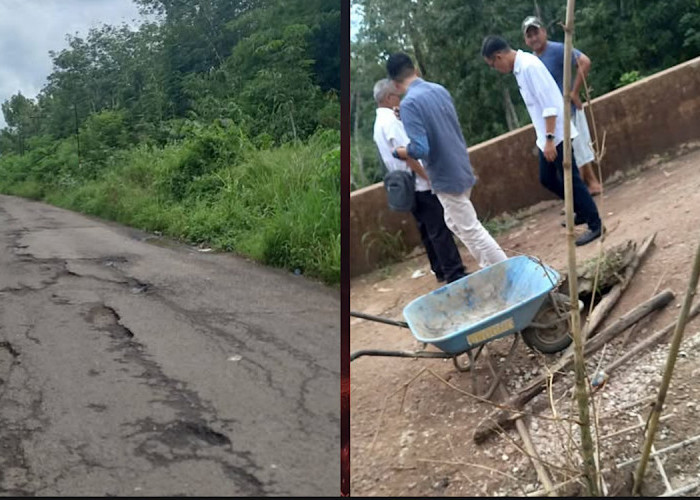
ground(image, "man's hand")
xmin=570 ymin=91 xmax=583 ymax=110
xmin=392 ymin=146 xmax=408 ymax=160
xmin=544 ymin=140 xmax=557 ymax=162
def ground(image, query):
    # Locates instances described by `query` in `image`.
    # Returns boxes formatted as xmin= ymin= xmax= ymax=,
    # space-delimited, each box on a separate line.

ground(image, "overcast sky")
xmin=350 ymin=3 xmax=361 ymax=42
xmin=0 ymin=0 xmax=147 ymax=128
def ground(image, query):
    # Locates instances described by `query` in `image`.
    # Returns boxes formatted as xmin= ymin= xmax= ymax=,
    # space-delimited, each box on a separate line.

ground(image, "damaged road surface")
xmin=0 ymin=195 xmax=339 ymax=496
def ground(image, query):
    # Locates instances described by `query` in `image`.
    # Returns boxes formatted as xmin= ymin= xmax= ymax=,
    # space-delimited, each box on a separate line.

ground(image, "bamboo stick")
xmin=605 ymin=301 xmax=700 ymax=374
xmin=562 ymin=0 xmax=597 ymax=494
xmin=484 ymin=349 xmax=555 ymax=496
xmin=583 ymin=289 xmax=673 ymax=356
xmin=600 ymin=414 xmax=673 ymax=441
xmin=620 ymin=433 xmax=700 ymax=468
xmin=633 ymin=237 xmax=700 ymax=494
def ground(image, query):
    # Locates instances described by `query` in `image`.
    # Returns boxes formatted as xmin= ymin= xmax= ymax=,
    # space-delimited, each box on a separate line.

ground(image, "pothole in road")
xmin=177 ymin=421 xmax=232 ymax=446
xmin=0 ymin=341 xmax=19 ymax=389
xmin=132 ymin=418 xmax=232 ymax=448
xmin=98 ymin=256 xmax=129 ymax=267
xmin=0 ymin=341 xmax=19 ymax=358
xmin=126 ymin=279 xmax=151 ymax=295
xmin=84 ymin=304 xmax=135 ymax=340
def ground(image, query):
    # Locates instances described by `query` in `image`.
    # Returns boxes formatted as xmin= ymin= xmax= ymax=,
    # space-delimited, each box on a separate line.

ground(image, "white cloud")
xmin=0 ymin=0 xmax=146 ymax=128
xmin=350 ymin=3 xmax=363 ymax=42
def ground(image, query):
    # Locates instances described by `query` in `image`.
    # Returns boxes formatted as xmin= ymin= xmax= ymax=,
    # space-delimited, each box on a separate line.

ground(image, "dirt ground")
xmin=350 ymin=142 xmax=700 ymax=497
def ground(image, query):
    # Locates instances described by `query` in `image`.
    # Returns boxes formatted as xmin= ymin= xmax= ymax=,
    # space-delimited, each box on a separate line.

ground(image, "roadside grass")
xmin=0 ymin=129 xmax=340 ymax=285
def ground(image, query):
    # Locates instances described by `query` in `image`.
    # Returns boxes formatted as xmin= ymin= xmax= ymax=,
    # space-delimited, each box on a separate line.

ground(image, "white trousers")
xmin=572 ymin=108 xmax=595 ymax=167
xmin=436 ymin=189 xmax=508 ymax=269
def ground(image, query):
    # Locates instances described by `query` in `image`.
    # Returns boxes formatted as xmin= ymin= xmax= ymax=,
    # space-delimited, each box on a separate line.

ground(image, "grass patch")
xmin=0 ymin=128 xmax=340 ymax=285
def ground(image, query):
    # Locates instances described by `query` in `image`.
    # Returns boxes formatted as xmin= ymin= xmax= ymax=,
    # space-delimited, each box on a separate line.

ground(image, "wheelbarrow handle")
xmin=350 ymin=349 xmax=454 ymax=361
xmin=350 ymin=311 xmax=409 ymax=329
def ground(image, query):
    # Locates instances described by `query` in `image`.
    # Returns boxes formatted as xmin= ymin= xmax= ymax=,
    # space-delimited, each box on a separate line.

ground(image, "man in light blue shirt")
xmin=372 ymin=78 xmax=466 ymax=283
xmin=522 ymin=16 xmax=603 ymax=196
xmin=386 ymin=53 xmax=507 ymax=269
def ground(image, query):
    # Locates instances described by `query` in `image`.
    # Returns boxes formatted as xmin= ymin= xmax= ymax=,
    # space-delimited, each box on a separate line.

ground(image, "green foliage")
xmin=351 ymin=0 xmax=700 ymax=190
xmin=0 ymin=0 xmax=340 ymax=284
xmin=616 ymin=70 xmax=642 ymax=89
xmin=360 ymin=228 xmax=407 ymax=268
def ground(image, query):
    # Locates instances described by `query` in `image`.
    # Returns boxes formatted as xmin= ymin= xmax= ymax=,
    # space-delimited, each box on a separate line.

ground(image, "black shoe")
xmin=575 ymin=226 xmax=604 ymax=246
xmin=561 ymin=214 xmax=586 ymax=227
xmin=446 ymin=272 xmax=468 ymax=284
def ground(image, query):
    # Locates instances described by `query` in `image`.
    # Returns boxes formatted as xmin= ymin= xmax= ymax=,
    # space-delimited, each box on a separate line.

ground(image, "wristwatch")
xmin=545 ymin=133 xmax=555 ymax=141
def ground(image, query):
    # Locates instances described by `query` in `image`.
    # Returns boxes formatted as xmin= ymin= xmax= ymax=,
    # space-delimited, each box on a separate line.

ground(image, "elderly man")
xmin=481 ymin=35 xmax=603 ymax=246
xmin=372 ymin=78 xmax=467 ymax=283
xmin=522 ymin=15 xmax=603 ymax=196
xmin=386 ymin=53 xmax=507 ymax=270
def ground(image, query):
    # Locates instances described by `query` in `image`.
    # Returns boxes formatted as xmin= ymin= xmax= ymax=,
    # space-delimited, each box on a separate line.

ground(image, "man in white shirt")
xmin=372 ymin=78 xmax=467 ymax=283
xmin=481 ymin=35 xmax=602 ymax=246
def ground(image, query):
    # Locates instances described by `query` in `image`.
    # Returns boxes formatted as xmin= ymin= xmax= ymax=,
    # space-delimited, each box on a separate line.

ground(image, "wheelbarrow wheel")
xmin=521 ymin=292 xmax=574 ymax=354
xmin=452 ymin=353 xmax=472 ymax=372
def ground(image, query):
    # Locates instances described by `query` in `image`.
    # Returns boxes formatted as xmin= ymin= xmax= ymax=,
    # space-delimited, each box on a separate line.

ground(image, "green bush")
xmin=616 ymin=70 xmax=642 ymax=88
xmin=0 ymin=127 xmax=340 ymax=285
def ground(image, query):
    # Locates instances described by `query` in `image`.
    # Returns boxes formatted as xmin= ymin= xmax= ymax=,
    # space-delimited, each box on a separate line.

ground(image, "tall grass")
xmin=0 ymin=127 xmax=340 ymax=285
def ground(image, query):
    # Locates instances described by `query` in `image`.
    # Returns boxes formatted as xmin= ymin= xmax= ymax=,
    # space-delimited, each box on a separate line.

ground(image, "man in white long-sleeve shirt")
xmin=481 ymin=35 xmax=603 ymax=247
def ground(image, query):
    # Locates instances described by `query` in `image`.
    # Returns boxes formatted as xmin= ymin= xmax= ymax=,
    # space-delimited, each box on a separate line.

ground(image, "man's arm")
xmin=394 ymin=100 xmax=430 ymax=161
xmin=525 ymin=66 xmax=560 ymax=162
xmin=571 ymin=49 xmax=591 ymax=110
xmin=405 ymin=156 xmax=430 ymax=181
xmin=387 ymin=115 xmax=430 ymax=181
xmin=543 ymin=115 xmax=557 ymax=162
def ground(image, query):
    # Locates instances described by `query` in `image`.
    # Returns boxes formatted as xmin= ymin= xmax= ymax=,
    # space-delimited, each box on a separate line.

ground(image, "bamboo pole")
xmin=605 ymin=301 xmax=700 ymax=374
xmin=633 ymin=237 xmax=700 ymax=494
xmin=484 ymin=349 xmax=555 ymax=496
xmin=562 ymin=1 xmax=598 ymax=494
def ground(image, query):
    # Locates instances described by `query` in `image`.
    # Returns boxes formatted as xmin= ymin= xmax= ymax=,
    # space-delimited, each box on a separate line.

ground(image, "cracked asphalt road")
xmin=0 ymin=195 xmax=340 ymax=496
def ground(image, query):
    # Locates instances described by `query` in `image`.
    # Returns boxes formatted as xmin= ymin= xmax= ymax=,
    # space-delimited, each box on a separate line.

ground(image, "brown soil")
xmin=350 ymin=143 xmax=700 ymax=497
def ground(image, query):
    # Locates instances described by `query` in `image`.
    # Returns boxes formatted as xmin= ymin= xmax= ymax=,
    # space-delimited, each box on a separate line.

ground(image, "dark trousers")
xmin=539 ymin=142 xmax=601 ymax=230
xmin=411 ymin=190 xmax=466 ymax=283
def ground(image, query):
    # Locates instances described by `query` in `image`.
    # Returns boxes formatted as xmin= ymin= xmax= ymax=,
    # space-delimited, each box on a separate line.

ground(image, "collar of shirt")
xmin=375 ymin=107 xmax=395 ymax=119
xmin=407 ymin=77 xmax=424 ymax=91
xmin=513 ymin=49 xmax=525 ymax=76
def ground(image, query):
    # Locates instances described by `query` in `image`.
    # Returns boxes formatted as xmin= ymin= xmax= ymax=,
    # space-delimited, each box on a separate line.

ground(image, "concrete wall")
xmin=350 ymin=56 xmax=700 ymax=278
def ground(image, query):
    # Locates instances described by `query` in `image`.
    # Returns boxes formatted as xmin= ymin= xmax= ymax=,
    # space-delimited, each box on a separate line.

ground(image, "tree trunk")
xmin=409 ymin=27 xmax=428 ymax=78
xmin=352 ymin=90 xmax=367 ymax=186
xmin=502 ymin=86 xmax=520 ymax=131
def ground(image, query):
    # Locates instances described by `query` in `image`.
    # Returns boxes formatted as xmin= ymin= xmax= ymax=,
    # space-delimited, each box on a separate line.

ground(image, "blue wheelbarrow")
xmin=351 ymin=256 xmax=578 ymax=397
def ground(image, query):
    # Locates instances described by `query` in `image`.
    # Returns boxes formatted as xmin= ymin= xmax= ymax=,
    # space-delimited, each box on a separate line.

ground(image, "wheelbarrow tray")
xmin=403 ymin=256 xmax=560 ymax=354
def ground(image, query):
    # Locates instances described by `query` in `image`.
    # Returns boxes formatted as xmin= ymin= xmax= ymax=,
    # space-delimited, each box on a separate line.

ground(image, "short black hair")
xmin=481 ymin=35 xmax=511 ymax=59
xmin=386 ymin=52 xmax=415 ymax=82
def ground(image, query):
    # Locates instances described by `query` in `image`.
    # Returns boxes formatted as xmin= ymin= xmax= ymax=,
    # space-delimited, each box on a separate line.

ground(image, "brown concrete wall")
xmin=350 ymin=56 xmax=700 ymax=278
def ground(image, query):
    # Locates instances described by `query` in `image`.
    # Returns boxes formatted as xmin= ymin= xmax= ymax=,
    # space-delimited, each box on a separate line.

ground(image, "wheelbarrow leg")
xmin=467 ymin=349 xmax=478 ymax=395
xmin=482 ymin=334 xmax=520 ymax=400
xmin=452 ymin=344 xmax=483 ymax=372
